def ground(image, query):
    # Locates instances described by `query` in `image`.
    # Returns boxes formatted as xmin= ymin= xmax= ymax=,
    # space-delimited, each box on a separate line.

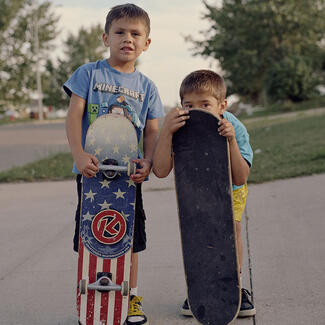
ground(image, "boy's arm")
xmin=152 ymin=125 xmax=173 ymax=178
xmin=152 ymin=108 xmax=189 ymax=178
xmin=65 ymin=93 xmax=99 ymax=178
xmin=131 ymin=118 xmax=159 ymax=183
xmin=218 ymin=119 xmax=250 ymax=186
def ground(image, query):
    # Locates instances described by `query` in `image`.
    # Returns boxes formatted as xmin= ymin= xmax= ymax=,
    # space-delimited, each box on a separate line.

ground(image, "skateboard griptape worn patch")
xmin=173 ymin=109 xmax=240 ymax=325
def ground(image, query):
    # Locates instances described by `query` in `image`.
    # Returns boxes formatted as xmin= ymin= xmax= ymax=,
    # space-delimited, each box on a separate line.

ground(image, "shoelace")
xmin=129 ymin=296 xmax=143 ymax=315
xmin=242 ymin=289 xmax=252 ymax=302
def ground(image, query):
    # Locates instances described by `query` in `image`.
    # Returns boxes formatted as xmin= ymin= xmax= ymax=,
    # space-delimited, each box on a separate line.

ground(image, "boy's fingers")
xmin=132 ymin=158 xmax=142 ymax=165
xmin=83 ymin=170 xmax=94 ymax=178
xmin=132 ymin=172 xmax=143 ymax=179
xmin=132 ymin=159 xmax=146 ymax=170
xmin=130 ymin=174 xmax=144 ymax=183
xmin=179 ymin=109 xmax=189 ymax=114
xmin=88 ymin=161 xmax=99 ymax=172
xmin=178 ymin=109 xmax=189 ymax=117
xmin=174 ymin=112 xmax=189 ymax=127
xmin=218 ymin=120 xmax=232 ymax=131
xmin=91 ymin=155 xmax=99 ymax=165
xmin=179 ymin=114 xmax=189 ymax=121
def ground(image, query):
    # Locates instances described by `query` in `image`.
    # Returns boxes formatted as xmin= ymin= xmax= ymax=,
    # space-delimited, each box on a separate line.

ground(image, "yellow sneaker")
xmin=124 ymin=295 xmax=148 ymax=325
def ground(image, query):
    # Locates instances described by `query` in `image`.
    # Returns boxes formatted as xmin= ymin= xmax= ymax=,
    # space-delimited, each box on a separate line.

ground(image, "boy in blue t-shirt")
xmin=64 ymin=4 xmax=164 ymax=325
xmin=152 ymin=70 xmax=256 ymax=318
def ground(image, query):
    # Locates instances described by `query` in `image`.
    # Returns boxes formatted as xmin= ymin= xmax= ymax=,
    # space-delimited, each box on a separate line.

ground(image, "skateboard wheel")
xmin=121 ymin=281 xmax=129 ymax=296
xmin=127 ymin=160 xmax=136 ymax=176
xmin=79 ymin=279 xmax=87 ymax=295
xmin=103 ymin=170 xmax=118 ymax=179
xmin=102 ymin=159 xmax=119 ymax=180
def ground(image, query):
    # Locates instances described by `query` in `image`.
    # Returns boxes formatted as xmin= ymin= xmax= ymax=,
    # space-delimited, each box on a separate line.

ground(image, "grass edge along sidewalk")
xmin=0 ymin=152 xmax=74 ymax=183
xmin=0 ymin=113 xmax=325 ymax=184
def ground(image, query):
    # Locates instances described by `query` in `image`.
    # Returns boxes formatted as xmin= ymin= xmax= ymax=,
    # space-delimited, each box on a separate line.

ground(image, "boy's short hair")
xmin=105 ymin=3 xmax=150 ymax=36
xmin=179 ymin=70 xmax=226 ymax=104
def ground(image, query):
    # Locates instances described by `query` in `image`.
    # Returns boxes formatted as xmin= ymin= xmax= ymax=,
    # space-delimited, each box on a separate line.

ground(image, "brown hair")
xmin=105 ymin=3 xmax=150 ymax=35
xmin=179 ymin=70 xmax=226 ymax=104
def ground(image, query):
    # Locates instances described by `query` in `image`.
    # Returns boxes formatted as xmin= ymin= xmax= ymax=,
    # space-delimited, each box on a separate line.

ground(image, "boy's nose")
xmin=123 ymin=33 xmax=132 ymax=42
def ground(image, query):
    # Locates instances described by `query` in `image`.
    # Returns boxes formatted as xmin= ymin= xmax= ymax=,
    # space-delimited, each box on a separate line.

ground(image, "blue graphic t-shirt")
xmin=223 ymin=111 xmax=253 ymax=190
xmin=63 ymin=60 xmax=164 ymax=174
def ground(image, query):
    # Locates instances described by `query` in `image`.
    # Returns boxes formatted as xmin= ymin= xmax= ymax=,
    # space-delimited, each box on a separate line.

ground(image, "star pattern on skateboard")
xmin=81 ymin=173 xmax=136 ymax=259
xmin=80 ymin=114 xmax=138 ymax=259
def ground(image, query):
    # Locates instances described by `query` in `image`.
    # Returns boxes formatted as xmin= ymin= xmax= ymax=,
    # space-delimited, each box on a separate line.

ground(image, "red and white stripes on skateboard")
xmin=77 ymin=238 xmax=131 ymax=325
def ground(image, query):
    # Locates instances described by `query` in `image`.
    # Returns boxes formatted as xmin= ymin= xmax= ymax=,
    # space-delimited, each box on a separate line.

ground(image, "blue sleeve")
xmin=146 ymin=84 xmax=165 ymax=120
xmin=236 ymin=126 xmax=253 ymax=167
xmin=63 ymin=63 xmax=92 ymax=99
xmin=224 ymin=112 xmax=253 ymax=167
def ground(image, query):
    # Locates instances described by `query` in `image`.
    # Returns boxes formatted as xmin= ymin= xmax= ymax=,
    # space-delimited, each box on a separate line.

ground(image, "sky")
xmin=50 ymin=0 xmax=220 ymax=107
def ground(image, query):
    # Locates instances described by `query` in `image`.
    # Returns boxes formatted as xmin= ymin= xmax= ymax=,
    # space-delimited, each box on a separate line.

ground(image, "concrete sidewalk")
xmin=244 ymin=174 xmax=325 ymax=325
xmin=0 ymin=173 xmax=324 ymax=324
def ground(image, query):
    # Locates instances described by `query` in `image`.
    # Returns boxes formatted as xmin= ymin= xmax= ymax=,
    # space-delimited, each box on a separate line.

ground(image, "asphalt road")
xmin=0 ymin=120 xmax=69 ymax=171
xmin=0 ymin=121 xmax=324 ymax=325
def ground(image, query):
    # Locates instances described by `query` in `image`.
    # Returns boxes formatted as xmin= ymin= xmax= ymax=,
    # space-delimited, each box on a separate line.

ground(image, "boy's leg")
xmin=233 ymin=184 xmax=248 ymax=273
xmin=125 ymin=183 xmax=148 ymax=325
xmin=235 ymin=221 xmax=243 ymax=271
xmin=233 ymin=184 xmax=256 ymax=317
xmin=130 ymin=183 xmax=146 ymax=288
xmin=130 ymin=252 xmax=139 ymax=289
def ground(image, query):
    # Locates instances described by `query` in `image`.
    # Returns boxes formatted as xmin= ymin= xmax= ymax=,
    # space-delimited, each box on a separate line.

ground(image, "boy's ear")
xmin=102 ymin=32 xmax=110 ymax=47
xmin=143 ymin=38 xmax=151 ymax=52
xmin=220 ymin=99 xmax=227 ymax=115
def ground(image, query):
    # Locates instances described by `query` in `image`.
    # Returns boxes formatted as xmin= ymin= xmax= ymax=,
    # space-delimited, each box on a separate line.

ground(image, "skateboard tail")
xmin=77 ymin=238 xmax=132 ymax=324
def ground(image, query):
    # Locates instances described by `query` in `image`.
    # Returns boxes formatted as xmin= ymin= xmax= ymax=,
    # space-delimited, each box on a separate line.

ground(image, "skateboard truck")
xmin=99 ymin=159 xmax=136 ymax=179
xmin=79 ymin=272 xmax=129 ymax=296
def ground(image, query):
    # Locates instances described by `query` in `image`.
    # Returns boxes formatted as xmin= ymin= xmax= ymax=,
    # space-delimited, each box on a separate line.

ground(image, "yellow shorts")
xmin=232 ymin=184 xmax=248 ymax=222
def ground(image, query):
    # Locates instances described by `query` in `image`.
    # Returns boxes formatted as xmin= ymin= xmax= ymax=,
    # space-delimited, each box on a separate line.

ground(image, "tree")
xmin=0 ymin=0 xmax=27 ymax=109
xmin=187 ymin=0 xmax=325 ymax=105
xmin=63 ymin=25 xmax=107 ymax=74
xmin=0 ymin=0 xmax=59 ymax=110
xmin=43 ymin=24 xmax=107 ymax=109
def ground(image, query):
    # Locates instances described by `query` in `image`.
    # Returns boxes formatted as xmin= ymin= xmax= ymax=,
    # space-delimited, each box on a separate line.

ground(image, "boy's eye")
xmin=116 ymin=31 xmax=124 ymax=34
xmin=203 ymin=103 xmax=211 ymax=108
xmin=132 ymin=32 xmax=140 ymax=36
xmin=184 ymin=104 xmax=192 ymax=109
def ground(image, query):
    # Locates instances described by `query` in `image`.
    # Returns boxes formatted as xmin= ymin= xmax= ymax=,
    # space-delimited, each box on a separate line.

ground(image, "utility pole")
xmin=34 ymin=2 xmax=43 ymax=121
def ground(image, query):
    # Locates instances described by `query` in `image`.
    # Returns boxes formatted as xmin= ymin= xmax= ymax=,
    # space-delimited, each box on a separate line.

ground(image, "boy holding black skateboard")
xmin=152 ymin=69 xmax=256 ymax=318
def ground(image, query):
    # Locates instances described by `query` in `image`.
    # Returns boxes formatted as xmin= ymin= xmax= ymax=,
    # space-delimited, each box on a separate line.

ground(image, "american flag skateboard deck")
xmin=173 ymin=109 xmax=241 ymax=325
xmin=77 ymin=114 xmax=138 ymax=325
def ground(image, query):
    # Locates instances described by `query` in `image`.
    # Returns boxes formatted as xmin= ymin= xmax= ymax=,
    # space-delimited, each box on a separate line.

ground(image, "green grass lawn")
xmin=247 ymin=114 xmax=325 ymax=183
xmin=0 ymin=113 xmax=324 ymax=183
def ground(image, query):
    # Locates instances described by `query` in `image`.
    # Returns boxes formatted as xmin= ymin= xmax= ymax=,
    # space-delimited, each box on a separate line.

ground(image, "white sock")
xmin=130 ymin=287 xmax=138 ymax=297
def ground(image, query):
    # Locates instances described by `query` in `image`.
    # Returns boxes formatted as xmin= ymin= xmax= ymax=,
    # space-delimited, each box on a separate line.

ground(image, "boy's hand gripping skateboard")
xmin=77 ymin=114 xmax=137 ymax=325
xmin=173 ymin=109 xmax=241 ymax=325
